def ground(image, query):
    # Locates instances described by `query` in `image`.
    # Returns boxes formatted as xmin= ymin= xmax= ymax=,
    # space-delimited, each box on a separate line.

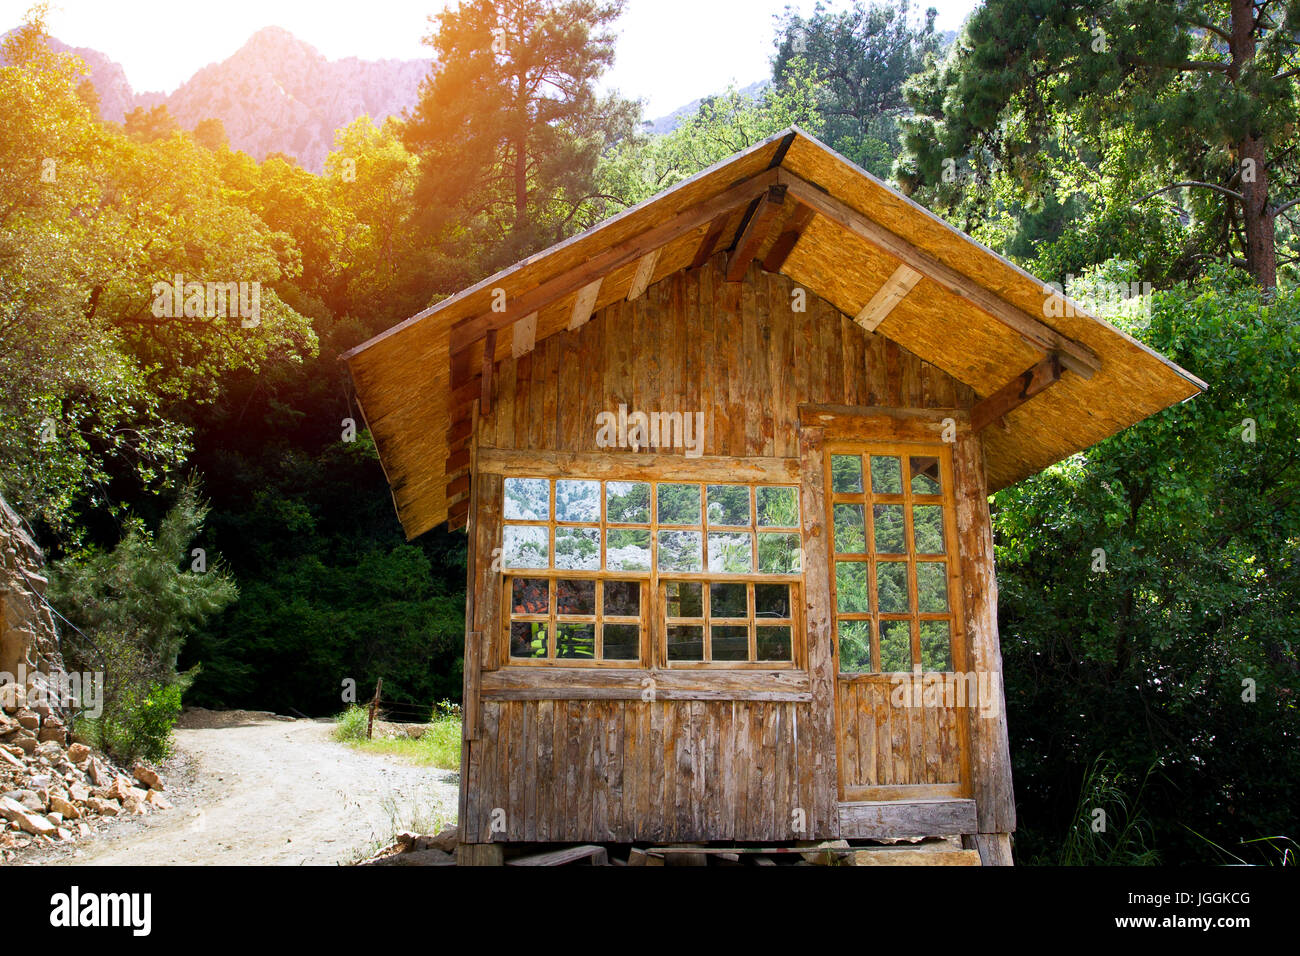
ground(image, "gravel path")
xmin=25 ymin=712 xmax=458 ymax=866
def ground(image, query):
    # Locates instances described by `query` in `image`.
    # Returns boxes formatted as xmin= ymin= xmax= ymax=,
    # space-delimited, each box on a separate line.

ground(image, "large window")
xmin=829 ymin=446 xmax=959 ymax=674
xmin=501 ymin=477 xmax=803 ymax=667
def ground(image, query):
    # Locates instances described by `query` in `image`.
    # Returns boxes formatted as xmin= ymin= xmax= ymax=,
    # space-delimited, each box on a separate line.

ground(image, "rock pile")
xmin=0 ymin=698 xmax=171 ymax=858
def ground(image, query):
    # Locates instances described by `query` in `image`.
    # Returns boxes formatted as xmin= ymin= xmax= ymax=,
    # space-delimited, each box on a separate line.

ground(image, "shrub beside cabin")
xmin=342 ymin=129 xmax=1203 ymax=865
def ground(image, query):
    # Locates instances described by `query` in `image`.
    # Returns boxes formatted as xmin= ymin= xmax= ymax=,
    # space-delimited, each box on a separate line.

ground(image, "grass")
xmin=332 ymin=703 xmax=461 ymax=771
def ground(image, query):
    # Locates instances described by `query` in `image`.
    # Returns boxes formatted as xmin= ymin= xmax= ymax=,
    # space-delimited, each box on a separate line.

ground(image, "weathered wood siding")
xmin=461 ymin=254 xmax=982 ymax=843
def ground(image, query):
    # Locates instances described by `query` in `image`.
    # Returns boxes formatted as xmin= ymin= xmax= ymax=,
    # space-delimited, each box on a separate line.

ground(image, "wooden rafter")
xmin=448 ymin=167 xmax=781 ymax=361
xmin=627 ymin=248 xmax=660 ymax=300
xmin=761 ymin=203 xmax=815 ymax=272
xmin=692 ymin=213 xmax=730 ymax=269
xmin=854 ymin=264 xmax=923 ymax=331
xmin=970 ymin=353 xmax=1063 ymax=433
xmin=776 ymin=169 xmax=1101 ymax=379
xmin=568 ymin=277 xmax=602 ymax=330
xmin=511 ymin=312 xmax=538 ymax=358
xmin=727 ymin=184 xmax=787 ymax=281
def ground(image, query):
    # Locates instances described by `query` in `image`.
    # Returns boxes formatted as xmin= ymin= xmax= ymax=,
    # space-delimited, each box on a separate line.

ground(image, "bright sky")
xmin=2 ymin=0 xmax=981 ymax=116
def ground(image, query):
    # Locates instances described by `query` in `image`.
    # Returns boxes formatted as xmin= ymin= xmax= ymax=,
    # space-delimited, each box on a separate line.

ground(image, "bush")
xmin=333 ymin=704 xmax=370 ymax=742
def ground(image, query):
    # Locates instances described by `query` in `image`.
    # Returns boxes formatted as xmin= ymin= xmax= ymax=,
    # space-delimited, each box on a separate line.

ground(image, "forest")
xmin=1 ymin=0 xmax=1296 ymax=864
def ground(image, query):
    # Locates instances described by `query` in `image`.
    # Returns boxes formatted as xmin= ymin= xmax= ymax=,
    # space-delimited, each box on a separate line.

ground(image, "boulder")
xmin=11 ymin=734 xmax=37 ymax=754
xmin=14 ymin=709 xmax=38 ymax=731
xmin=66 ymin=743 xmax=90 ymax=765
xmin=0 ymin=683 xmax=25 ymax=712
xmin=48 ymin=794 xmax=80 ymax=820
xmin=0 ymin=796 xmax=57 ymax=836
xmin=1 ymin=790 xmax=43 ymax=812
xmin=132 ymin=763 xmax=164 ymax=791
xmin=86 ymin=797 xmax=120 ymax=817
xmin=36 ymin=725 xmax=65 ymax=744
xmin=145 ymin=791 xmax=172 ymax=810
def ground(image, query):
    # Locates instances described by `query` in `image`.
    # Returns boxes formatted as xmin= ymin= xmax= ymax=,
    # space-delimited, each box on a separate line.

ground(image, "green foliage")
xmin=51 ymin=482 xmax=235 ymax=760
xmin=597 ymin=68 xmax=825 ymax=207
xmin=996 ymin=267 xmax=1300 ymax=863
xmin=897 ymin=0 xmax=1300 ymax=288
xmin=1053 ymin=756 xmax=1160 ymax=866
xmin=333 ymin=704 xmax=370 ymax=742
xmin=402 ymin=0 xmax=639 ymax=269
xmin=772 ymin=0 xmax=941 ymax=177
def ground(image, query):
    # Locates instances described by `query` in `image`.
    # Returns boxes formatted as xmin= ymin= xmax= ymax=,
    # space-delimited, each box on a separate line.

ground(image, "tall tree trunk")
xmin=1231 ymin=0 xmax=1278 ymax=291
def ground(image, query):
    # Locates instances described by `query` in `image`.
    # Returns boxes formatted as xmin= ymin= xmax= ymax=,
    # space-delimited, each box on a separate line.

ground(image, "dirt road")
xmin=32 ymin=711 xmax=458 ymax=866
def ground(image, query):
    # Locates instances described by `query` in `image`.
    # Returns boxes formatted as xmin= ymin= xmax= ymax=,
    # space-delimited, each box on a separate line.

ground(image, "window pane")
xmin=838 ymin=620 xmax=872 ymax=673
xmin=873 ymin=504 xmax=906 ymax=554
xmin=665 ymin=581 xmax=703 ymax=618
xmin=606 ymin=529 xmax=651 ymax=571
xmin=756 ymin=487 xmax=799 ymax=527
xmin=708 ymin=532 xmax=754 ymax=573
xmin=511 ymin=621 xmax=548 ymax=659
xmin=910 ymin=456 xmax=942 ymax=495
xmin=555 ymin=623 xmax=595 ymax=660
xmin=756 ymin=625 xmax=792 ymax=662
xmin=706 ymin=485 xmax=750 ymax=526
xmin=757 ymin=532 xmax=801 ymax=573
xmin=510 ymin=578 xmax=549 ymax=616
xmin=916 ymin=561 xmax=949 ymax=613
xmin=833 ymin=504 xmax=866 ymax=553
xmin=603 ymin=580 xmax=640 ymax=617
xmin=710 ymin=582 xmax=747 ymax=618
xmin=667 ymin=625 xmax=704 ymax=661
xmin=504 ymin=477 xmax=549 ymax=520
xmin=879 ymin=621 xmax=913 ymax=672
xmin=503 ymin=526 xmax=548 ymax=569
xmin=831 ymin=454 xmax=863 ymax=493
xmin=657 ymin=483 xmax=701 ymax=525
xmin=554 ymin=527 xmax=599 ymax=570
xmin=555 ymin=479 xmax=600 ymax=522
xmin=658 ymin=530 xmax=703 ymax=572
xmin=755 ymin=583 xmax=791 ymax=618
xmin=556 ymin=579 xmax=595 ymax=616
xmin=870 ymin=456 xmax=902 ymax=494
xmin=912 ymin=505 xmax=945 ymax=554
xmin=711 ymin=625 xmax=749 ymax=661
xmin=606 ymin=481 xmax=650 ymax=523
xmin=835 ymin=561 xmax=870 ymax=613
xmin=602 ymin=623 xmax=640 ymax=661
xmin=919 ymin=621 xmax=952 ymax=672
xmin=877 ymin=563 xmax=911 ymax=613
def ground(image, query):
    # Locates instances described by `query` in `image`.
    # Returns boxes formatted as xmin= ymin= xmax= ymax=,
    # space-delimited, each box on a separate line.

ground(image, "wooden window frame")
xmin=825 ymin=441 xmax=965 ymax=676
xmin=499 ymin=475 xmax=805 ymax=670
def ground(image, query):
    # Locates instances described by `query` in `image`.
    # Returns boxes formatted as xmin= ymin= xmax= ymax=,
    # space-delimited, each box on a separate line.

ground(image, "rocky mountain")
xmin=149 ymin=27 xmax=430 ymax=171
xmin=7 ymin=26 xmax=430 ymax=172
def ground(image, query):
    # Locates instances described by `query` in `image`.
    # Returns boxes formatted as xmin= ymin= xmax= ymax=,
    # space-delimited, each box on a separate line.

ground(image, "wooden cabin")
xmin=341 ymin=128 xmax=1203 ymax=865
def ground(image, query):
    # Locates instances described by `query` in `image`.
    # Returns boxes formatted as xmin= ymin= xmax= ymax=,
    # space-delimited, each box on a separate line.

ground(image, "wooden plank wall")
xmin=835 ymin=680 xmax=963 ymax=792
xmin=475 ymin=254 xmax=975 ymax=457
xmin=462 ymin=254 xmax=979 ymax=844
xmin=462 ymin=699 xmax=813 ymax=843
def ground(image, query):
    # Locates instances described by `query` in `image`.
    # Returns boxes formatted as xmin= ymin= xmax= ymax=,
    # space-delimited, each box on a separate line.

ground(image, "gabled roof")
xmin=343 ymin=127 xmax=1204 ymax=540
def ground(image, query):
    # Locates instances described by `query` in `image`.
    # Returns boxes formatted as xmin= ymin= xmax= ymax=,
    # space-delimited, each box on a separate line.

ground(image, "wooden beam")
xmin=449 ymin=167 xmax=780 ymax=356
xmin=775 ymin=169 xmax=1100 ymax=379
xmin=449 ymin=373 xmax=482 ymax=409
xmin=444 ymin=447 xmax=471 ymax=476
xmin=446 ymin=472 xmax=471 ymax=502
xmin=511 ymin=312 xmax=537 ymax=358
xmin=479 ymin=328 xmax=495 ymax=415
xmin=726 ymin=183 xmax=787 ymax=281
xmin=447 ymin=415 xmax=473 ymax=446
xmin=626 ymin=248 xmax=660 ymax=300
xmin=475 ymin=447 xmax=800 ymax=484
xmin=761 ymin=202 xmax=815 ymax=272
xmin=838 ymin=799 xmax=978 ymax=840
xmin=568 ymin=277 xmax=602 ymax=330
xmin=854 ymin=263 xmax=923 ymax=331
xmin=970 ymin=353 xmax=1063 ymax=433
xmin=691 ymin=213 xmax=730 ymax=269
